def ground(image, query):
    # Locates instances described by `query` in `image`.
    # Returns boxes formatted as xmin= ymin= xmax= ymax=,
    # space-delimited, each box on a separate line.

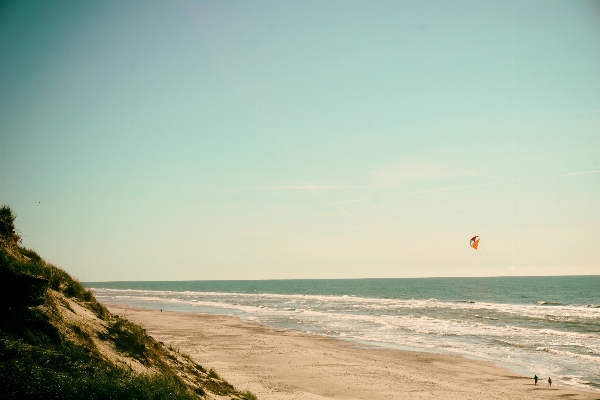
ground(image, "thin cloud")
xmin=194 ymin=169 xmax=599 ymax=196
xmin=555 ymin=170 xmax=600 ymax=178
xmin=262 ymin=169 xmax=600 ymax=215
xmin=266 ymin=183 xmax=388 ymax=191
xmin=373 ymin=157 xmax=477 ymax=188
xmin=195 ymin=182 xmax=384 ymax=192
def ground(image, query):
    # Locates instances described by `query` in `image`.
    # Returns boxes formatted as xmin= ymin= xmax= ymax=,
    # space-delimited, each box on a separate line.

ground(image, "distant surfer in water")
xmin=548 ymin=377 xmax=552 ymax=387
xmin=534 ymin=375 xmax=538 ymax=386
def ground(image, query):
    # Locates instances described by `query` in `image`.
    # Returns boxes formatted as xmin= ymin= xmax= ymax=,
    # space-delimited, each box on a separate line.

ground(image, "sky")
xmin=1 ymin=1 xmax=599 ymax=281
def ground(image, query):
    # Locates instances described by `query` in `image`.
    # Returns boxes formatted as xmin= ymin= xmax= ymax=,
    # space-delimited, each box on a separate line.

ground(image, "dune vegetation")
xmin=0 ymin=205 xmax=256 ymax=400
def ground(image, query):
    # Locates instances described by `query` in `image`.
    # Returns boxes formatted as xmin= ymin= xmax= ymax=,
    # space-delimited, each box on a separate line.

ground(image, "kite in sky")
xmin=470 ymin=236 xmax=480 ymax=250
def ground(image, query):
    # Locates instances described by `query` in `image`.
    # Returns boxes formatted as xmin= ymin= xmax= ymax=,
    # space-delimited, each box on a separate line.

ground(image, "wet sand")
xmin=106 ymin=304 xmax=599 ymax=400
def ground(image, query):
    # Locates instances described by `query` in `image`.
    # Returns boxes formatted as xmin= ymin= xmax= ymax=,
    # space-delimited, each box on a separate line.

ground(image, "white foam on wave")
xmin=92 ymin=288 xmax=600 ymax=320
xmin=97 ymin=290 xmax=600 ymax=352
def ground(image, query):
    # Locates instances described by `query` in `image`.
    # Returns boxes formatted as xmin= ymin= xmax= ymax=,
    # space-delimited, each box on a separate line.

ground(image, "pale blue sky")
xmin=1 ymin=1 xmax=599 ymax=281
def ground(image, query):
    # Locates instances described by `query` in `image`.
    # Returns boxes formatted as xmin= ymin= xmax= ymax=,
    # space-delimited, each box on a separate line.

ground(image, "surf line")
xmin=263 ymin=169 xmax=600 ymax=214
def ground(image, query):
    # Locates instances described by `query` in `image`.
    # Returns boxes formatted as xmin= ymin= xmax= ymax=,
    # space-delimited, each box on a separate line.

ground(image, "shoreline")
xmin=106 ymin=304 xmax=599 ymax=400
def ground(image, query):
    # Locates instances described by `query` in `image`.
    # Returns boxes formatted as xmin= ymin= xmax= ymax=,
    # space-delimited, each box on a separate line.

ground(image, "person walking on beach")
xmin=548 ymin=377 xmax=552 ymax=387
xmin=534 ymin=375 xmax=538 ymax=386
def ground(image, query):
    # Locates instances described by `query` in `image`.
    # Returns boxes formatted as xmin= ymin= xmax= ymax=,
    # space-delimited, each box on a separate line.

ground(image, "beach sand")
xmin=106 ymin=304 xmax=599 ymax=400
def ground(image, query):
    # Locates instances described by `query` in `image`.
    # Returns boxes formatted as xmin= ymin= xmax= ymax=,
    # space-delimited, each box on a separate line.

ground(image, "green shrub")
xmin=240 ymin=390 xmax=258 ymax=400
xmin=19 ymin=246 xmax=42 ymax=261
xmin=101 ymin=316 xmax=150 ymax=362
xmin=0 ymin=205 xmax=21 ymax=245
xmin=208 ymin=368 xmax=220 ymax=380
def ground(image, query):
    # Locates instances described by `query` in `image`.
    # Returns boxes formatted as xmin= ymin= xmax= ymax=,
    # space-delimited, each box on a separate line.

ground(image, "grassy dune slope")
xmin=0 ymin=205 xmax=256 ymax=400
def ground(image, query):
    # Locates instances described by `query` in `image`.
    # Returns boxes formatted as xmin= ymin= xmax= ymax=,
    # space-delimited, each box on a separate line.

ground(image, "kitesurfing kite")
xmin=470 ymin=236 xmax=480 ymax=250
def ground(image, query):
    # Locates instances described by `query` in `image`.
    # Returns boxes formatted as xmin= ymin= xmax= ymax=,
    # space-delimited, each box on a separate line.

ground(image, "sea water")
xmin=87 ymin=276 xmax=600 ymax=392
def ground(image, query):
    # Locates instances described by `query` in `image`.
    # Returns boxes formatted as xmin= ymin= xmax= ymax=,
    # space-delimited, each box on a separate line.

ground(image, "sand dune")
xmin=107 ymin=304 xmax=599 ymax=400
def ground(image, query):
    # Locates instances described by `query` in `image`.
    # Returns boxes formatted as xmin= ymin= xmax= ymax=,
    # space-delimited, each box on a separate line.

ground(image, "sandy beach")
xmin=106 ymin=304 xmax=598 ymax=400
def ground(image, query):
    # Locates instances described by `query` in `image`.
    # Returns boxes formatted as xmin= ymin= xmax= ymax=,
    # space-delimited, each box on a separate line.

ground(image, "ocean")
xmin=86 ymin=276 xmax=600 ymax=392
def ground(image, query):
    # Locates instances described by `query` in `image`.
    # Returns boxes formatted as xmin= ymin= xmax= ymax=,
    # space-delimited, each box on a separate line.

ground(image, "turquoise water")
xmin=87 ymin=276 xmax=600 ymax=392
